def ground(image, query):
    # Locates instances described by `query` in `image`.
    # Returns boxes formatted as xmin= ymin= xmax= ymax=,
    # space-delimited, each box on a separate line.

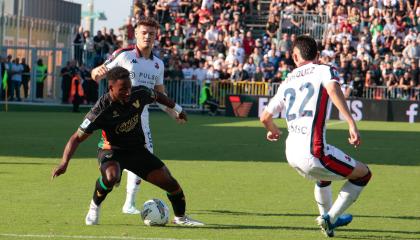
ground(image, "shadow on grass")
xmin=0 ymin=162 xmax=55 ymax=165
xmin=0 ymin=112 xmax=419 ymax=166
xmin=194 ymin=209 xmax=420 ymax=221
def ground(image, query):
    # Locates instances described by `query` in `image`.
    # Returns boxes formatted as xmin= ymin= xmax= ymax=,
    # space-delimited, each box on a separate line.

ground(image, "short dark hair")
xmin=292 ymin=35 xmax=318 ymax=61
xmin=107 ymin=66 xmax=130 ymax=82
xmin=136 ymin=17 xmax=159 ymax=29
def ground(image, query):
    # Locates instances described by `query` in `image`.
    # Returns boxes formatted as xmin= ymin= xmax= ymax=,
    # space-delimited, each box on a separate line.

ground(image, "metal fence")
xmin=164 ymin=80 xmax=270 ymax=109
xmin=363 ymin=86 xmax=420 ymax=101
xmin=0 ymin=46 xmax=70 ymax=102
xmin=278 ymin=11 xmax=328 ymax=40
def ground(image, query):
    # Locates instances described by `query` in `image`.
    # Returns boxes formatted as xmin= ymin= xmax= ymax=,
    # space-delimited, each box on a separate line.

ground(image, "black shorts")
xmin=97 ymin=147 xmax=165 ymax=179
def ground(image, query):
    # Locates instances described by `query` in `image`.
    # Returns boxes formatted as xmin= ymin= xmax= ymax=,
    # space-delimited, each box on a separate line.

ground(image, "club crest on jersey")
xmin=112 ymin=111 xmax=120 ymax=118
xmin=154 ymin=63 xmax=159 ymax=69
xmin=131 ymin=59 xmax=137 ymax=64
xmin=132 ymin=100 xmax=141 ymax=109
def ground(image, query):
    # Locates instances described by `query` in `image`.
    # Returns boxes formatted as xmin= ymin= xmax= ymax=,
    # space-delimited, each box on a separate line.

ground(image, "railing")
xmin=278 ymin=11 xmax=328 ymax=40
xmin=164 ymin=80 xmax=269 ymax=109
xmin=363 ymin=86 xmax=420 ymax=101
xmin=163 ymin=81 xmax=420 ymax=110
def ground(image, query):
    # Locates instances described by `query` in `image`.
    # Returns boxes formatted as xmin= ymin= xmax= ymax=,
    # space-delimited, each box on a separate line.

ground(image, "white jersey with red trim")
xmin=266 ymin=63 xmax=339 ymax=159
xmin=104 ymin=46 xmax=164 ymax=89
xmin=103 ymin=46 xmax=164 ymax=152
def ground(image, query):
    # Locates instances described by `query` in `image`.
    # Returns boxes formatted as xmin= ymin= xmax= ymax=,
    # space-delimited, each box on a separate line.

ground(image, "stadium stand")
xmin=71 ymin=0 xmax=419 ymax=108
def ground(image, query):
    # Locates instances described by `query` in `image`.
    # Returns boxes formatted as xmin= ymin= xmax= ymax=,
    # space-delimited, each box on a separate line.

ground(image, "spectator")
xmin=242 ymin=31 xmax=255 ymax=57
xmin=73 ymin=26 xmax=84 ymax=66
xmin=60 ymin=61 xmax=72 ymax=104
xmin=278 ymin=33 xmax=292 ymax=55
xmin=83 ymin=31 xmax=95 ymax=68
xmin=9 ymin=58 xmax=23 ymax=101
xmin=252 ymin=66 xmax=264 ymax=82
xmin=21 ymin=58 xmax=30 ymax=99
xmin=35 ymin=59 xmax=47 ymax=99
xmin=398 ymin=72 xmax=414 ymax=99
xmin=402 ymin=39 xmax=420 ymax=64
xmin=260 ymin=55 xmax=275 ymax=82
xmin=205 ymin=24 xmax=219 ymax=47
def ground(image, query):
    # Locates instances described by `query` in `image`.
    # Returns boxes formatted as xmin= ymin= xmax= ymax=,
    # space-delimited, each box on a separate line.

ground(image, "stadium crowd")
xmin=69 ymin=0 xmax=419 ymax=102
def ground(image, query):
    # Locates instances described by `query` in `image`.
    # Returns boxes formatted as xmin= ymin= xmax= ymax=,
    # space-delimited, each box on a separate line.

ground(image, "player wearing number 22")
xmin=51 ymin=67 xmax=204 ymax=226
xmin=260 ymin=35 xmax=372 ymax=238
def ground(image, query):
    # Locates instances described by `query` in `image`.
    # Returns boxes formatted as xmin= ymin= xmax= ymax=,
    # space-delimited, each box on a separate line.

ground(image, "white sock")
xmin=314 ymin=184 xmax=332 ymax=216
xmin=328 ymin=181 xmax=363 ymax=223
xmin=124 ymin=170 xmax=141 ymax=207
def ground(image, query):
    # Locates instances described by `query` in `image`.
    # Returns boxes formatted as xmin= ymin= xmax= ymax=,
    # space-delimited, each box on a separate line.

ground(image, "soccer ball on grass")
xmin=141 ymin=199 xmax=169 ymax=226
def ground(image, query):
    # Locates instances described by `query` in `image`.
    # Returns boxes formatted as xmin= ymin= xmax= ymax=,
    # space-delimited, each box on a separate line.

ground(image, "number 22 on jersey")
xmin=284 ymin=82 xmax=315 ymax=121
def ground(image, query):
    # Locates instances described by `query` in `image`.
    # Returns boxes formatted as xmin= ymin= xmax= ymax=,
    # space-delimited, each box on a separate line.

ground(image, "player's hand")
xmin=178 ymin=110 xmax=188 ymax=123
xmin=165 ymin=108 xmax=187 ymax=124
xmin=266 ymin=130 xmax=280 ymax=142
xmin=92 ymin=65 xmax=108 ymax=81
xmin=348 ymin=125 xmax=361 ymax=148
xmin=51 ymin=162 xmax=69 ymax=180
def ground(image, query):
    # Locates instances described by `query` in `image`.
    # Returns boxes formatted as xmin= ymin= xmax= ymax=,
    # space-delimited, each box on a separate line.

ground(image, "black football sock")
xmin=92 ymin=176 xmax=113 ymax=206
xmin=167 ymin=190 xmax=186 ymax=217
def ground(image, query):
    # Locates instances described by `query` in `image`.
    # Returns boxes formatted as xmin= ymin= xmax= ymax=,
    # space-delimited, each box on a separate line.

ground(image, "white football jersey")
xmin=104 ymin=46 xmax=164 ymax=151
xmin=266 ymin=63 xmax=339 ymax=159
xmin=104 ymin=46 xmax=164 ymax=89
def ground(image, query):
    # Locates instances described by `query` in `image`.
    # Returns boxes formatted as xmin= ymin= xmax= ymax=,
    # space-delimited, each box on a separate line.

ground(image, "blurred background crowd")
xmin=67 ymin=0 xmax=419 ymax=101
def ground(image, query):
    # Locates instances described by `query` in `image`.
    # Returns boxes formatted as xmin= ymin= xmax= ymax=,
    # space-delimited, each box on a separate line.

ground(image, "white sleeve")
xmin=103 ymin=50 xmax=123 ymax=70
xmin=157 ymin=61 xmax=164 ymax=86
xmin=265 ymin=85 xmax=285 ymax=116
xmin=321 ymin=65 xmax=339 ymax=87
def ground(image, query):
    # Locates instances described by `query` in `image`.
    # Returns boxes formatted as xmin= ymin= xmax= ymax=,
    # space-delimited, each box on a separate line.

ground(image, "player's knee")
xmin=350 ymin=169 xmax=372 ymax=187
xmin=103 ymin=170 xmax=121 ymax=187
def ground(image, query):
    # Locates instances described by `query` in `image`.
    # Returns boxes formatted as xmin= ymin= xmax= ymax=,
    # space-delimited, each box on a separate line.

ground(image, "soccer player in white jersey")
xmin=91 ymin=17 xmax=183 ymax=216
xmin=260 ymin=35 xmax=372 ymax=237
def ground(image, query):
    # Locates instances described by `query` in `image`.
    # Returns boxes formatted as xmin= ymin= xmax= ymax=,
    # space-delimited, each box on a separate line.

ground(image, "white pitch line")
xmin=0 ymin=233 xmax=205 ymax=240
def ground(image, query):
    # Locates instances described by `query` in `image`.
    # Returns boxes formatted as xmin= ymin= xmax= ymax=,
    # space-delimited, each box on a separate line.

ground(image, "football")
xmin=140 ymin=199 xmax=170 ymax=226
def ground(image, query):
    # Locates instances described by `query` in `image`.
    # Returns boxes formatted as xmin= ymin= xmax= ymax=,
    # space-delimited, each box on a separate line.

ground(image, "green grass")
xmin=0 ymin=111 xmax=419 ymax=240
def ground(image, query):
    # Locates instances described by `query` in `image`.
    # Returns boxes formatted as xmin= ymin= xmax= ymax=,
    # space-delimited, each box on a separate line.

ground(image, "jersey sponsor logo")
xmin=80 ymin=119 xmax=91 ymax=129
xmin=132 ymin=100 xmax=141 ymax=109
xmin=154 ymin=63 xmax=159 ymax=69
xmin=115 ymin=114 xmax=139 ymax=134
xmin=288 ymin=123 xmax=308 ymax=135
xmin=137 ymin=72 xmax=159 ymax=81
xmin=112 ymin=111 xmax=120 ymax=118
xmin=129 ymin=71 xmax=135 ymax=79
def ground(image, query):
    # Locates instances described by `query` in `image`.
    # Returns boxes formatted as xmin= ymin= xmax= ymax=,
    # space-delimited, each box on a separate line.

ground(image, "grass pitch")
xmin=0 ymin=110 xmax=419 ymax=240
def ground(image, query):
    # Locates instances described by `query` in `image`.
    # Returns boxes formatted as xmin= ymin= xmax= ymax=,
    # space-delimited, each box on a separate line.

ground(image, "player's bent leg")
xmin=123 ymin=170 xmax=142 ymax=214
xmin=86 ymin=161 xmax=120 ymax=225
xmin=145 ymin=167 xmax=204 ymax=226
xmin=328 ymin=161 xmax=372 ymax=225
xmin=314 ymin=181 xmax=332 ymax=216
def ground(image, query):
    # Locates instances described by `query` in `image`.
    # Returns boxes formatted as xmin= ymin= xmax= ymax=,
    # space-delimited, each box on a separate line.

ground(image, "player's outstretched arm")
xmin=91 ymin=64 xmax=108 ymax=82
xmin=154 ymin=91 xmax=188 ymax=122
xmin=325 ymin=81 xmax=361 ymax=147
xmin=51 ymin=130 xmax=90 ymax=179
xmin=154 ymin=84 xmax=186 ymax=124
xmin=260 ymin=110 xmax=281 ymax=142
